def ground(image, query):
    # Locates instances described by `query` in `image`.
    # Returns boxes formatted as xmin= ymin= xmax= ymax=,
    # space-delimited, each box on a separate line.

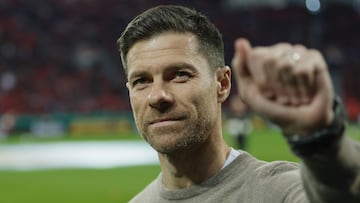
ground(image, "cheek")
xmin=192 ymin=86 xmax=218 ymax=114
xmin=129 ymin=90 xmax=144 ymax=110
xmin=129 ymin=94 xmax=145 ymax=122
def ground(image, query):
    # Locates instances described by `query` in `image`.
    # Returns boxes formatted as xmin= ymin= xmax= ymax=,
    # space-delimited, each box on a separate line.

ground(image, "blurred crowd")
xmin=0 ymin=0 xmax=359 ymax=121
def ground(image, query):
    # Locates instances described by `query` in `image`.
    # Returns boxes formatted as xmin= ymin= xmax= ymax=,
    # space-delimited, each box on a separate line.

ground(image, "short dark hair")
xmin=117 ymin=5 xmax=225 ymax=73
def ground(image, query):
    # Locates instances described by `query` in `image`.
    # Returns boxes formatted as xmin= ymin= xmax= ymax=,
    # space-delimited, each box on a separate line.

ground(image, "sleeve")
xmin=300 ymin=136 xmax=360 ymax=203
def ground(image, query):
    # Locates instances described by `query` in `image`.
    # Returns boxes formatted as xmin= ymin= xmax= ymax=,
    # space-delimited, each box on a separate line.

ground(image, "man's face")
xmin=126 ymin=32 xmax=221 ymax=154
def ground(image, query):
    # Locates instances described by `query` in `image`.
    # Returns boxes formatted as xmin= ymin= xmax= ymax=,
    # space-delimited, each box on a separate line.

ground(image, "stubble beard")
xmin=141 ymin=113 xmax=214 ymax=155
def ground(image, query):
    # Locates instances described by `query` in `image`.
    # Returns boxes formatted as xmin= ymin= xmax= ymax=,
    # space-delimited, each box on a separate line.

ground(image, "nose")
xmin=147 ymin=81 xmax=174 ymax=112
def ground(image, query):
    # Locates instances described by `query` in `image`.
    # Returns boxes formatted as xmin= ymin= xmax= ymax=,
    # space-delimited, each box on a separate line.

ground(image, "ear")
xmin=216 ymin=66 xmax=231 ymax=103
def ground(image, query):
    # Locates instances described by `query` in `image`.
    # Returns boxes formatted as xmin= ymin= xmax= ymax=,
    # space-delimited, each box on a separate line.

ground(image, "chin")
xmin=148 ymin=140 xmax=186 ymax=154
xmin=149 ymin=135 xmax=205 ymax=155
xmin=153 ymin=143 xmax=188 ymax=154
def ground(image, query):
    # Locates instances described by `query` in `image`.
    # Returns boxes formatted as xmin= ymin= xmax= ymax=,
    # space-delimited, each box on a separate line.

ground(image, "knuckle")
xmin=264 ymin=55 xmax=277 ymax=67
xmin=308 ymin=48 xmax=320 ymax=56
xmin=274 ymin=43 xmax=292 ymax=49
xmin=293 ymin=44 xmax=306 ymax=50
xmin=293 ymin=67 xmax=310 ymax=76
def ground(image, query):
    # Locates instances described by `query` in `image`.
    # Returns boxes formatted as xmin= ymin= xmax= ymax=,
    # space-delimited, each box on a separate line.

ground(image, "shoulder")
xmin=233 ymin=151 xmax=300 ymax=174
xmin=231 ymin=152 xmax=306 ymax=202
xmin=129 ymin=175 xmax=161 ymax=203
xmin=257 ymin=159 xmax=300 ymax=177
xmin=229 ymin=151 xmax=302 ymax=187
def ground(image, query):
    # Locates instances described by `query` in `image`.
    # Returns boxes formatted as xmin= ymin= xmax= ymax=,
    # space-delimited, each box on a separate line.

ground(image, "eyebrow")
xmin=127 ymin=62 xmax=196 ymax=80
xmin=127 ymin=69 xmax=147 ymax=81
xmin=164 ymin=62 xmax=195 ymax=71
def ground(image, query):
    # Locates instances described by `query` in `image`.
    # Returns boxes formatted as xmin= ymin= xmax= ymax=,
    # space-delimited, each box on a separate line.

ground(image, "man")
xmin=118 ymin=5 xmax=360 ymax=203
xmin=226 ymin=94 xmax=252 ymax=149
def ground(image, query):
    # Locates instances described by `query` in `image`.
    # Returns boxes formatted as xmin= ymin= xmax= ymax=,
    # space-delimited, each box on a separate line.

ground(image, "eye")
xmin=131 ymin=77 xmax=151 ymax=89
xmin=173 ymin=70 xmax=191 ymax=82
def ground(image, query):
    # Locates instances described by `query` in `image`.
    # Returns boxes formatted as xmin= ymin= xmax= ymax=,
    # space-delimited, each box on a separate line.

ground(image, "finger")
xmin=232 ymin=38 xmax=252 ymax=99
xmin=232 ymin=38 xmax=252 ymax=78
xmin=269 ymin=45 xmax=311 ymax=106
xmin=295 ymin=74 xmax=312 ymax=104
xmin=248 ymin=43 xmax=291 ymax=89
xmin=283 ymin=45 xmax=309 ymax=106
xmin=292 ymin=49 xmax=324 ymax=104
xmin=247 ymin=48 xmax=268 ymax=87
xmin=277 ymin=66 xmax=297 ymax=105
xmin=291 ymin=45 xmax=312 ymax=104
xmin=275 ymin=46 xmax=328 ymax=107
xmin=263 ymin=58 xmax=276 ymax=99
xmin=307 ymin=49 xmax=335 ymax=124
xmin=262 ymin=43 xmax=293 ymax=99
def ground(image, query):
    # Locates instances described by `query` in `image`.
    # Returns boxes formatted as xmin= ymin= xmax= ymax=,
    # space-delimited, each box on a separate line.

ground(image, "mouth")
xmin=147 ymin=116 xmax=186 ymax=127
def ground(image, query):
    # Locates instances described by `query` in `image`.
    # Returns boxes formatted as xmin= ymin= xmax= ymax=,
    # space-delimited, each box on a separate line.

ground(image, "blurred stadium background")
xmin=0 ymin=0 xmax=359 ymax=202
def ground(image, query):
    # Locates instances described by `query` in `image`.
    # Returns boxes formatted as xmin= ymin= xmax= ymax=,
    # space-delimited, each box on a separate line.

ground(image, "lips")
xmin=147 ymin=115 xmax=186 ymax=126
xmin=149 ymin=117 xmax=182 ymax=125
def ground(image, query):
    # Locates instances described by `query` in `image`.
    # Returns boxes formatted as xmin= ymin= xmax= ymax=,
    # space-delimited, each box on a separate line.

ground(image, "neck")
xmin=158 ymin=132 xmax=230 ymax=189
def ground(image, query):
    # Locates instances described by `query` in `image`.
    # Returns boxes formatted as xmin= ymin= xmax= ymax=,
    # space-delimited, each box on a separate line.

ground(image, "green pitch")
xmin=0 ymin=165 xmax=160 ymax=203
xmin=0 ymin=126 xmax=359 ymax=203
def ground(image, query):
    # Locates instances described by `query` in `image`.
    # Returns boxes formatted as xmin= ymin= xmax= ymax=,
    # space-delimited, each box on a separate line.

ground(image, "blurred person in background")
xmin=118 ymin=5 xmax=360 ymax=203
xmin=226 ymin=94 xmax=252 ymax=149
xmin=0 ymin=112 xmax=16 ymax=139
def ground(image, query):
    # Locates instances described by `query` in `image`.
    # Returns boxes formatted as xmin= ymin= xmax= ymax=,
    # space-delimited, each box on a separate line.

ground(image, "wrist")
xmin=284 ymin=96 xmax=346 ymax=157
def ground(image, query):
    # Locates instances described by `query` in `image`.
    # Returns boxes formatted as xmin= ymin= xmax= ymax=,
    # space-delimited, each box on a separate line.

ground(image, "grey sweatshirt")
xmin=130 ymin=137 xmax=360 ymax=203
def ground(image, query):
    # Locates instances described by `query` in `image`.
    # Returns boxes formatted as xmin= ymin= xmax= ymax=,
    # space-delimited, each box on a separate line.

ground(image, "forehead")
xmin=126 ymin=33 xmax=204 ymax=74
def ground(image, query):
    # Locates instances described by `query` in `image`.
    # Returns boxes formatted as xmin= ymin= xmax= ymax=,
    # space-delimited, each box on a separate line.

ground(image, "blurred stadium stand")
xmin=0 ymin=0 xmax=359 ymax=135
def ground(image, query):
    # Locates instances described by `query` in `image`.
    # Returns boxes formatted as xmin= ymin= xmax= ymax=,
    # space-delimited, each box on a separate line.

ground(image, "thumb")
xmin=232 ymin=38 xmax=252 ymax=95
xmin=232 ymin=38 xmax=252 ymax=79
